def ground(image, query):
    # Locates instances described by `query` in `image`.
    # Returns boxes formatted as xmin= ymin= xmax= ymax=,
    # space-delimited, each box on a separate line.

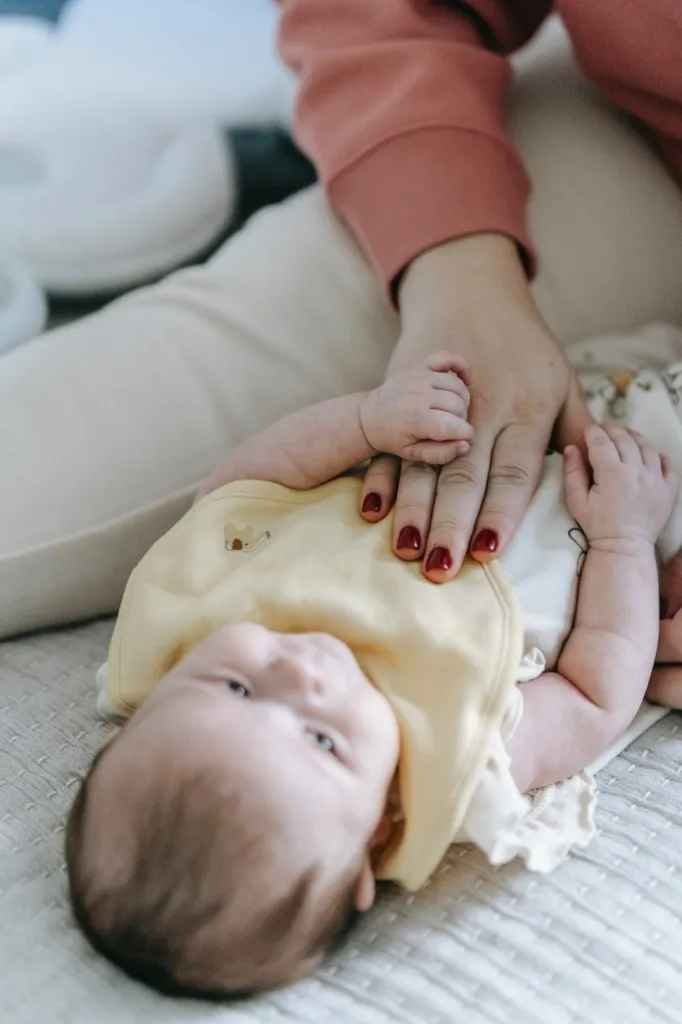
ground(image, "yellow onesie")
xmin=105 ymin=477 xmax=524 ymax=890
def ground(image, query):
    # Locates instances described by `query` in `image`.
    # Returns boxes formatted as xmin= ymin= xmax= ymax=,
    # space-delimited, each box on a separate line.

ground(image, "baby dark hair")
xmin=65 ymin=738 xmax=362 ymax=999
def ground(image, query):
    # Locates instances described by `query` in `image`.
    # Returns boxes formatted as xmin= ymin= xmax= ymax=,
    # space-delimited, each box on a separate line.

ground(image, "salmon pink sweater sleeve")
xmin=278 ymin=1 xmax=552 ymax=293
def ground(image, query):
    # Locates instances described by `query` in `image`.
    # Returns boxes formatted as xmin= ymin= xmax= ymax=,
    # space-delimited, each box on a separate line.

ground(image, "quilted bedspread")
xmin=2 ymin=620 xmax=682 ymax=1023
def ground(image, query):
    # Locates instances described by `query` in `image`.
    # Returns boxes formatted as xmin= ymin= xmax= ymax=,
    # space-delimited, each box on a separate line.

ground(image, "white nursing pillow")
xmin=56 ymin=0 xmax=295 ymax=128
xmin=0 ymin=0 xmax=289 ymax=298
xmin=0 ymin=248 xmax=47 ymax=355
xmin=0 ymin=104 xmax=235 ymax=296
xmin=0 ymin=16 xmax=52 ymax=77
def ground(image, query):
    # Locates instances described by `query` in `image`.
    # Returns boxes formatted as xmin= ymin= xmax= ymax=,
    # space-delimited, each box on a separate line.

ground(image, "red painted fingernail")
xmin=397 ymin=525 xmax=422 ymax=551
xmin=472 ymin=529 xmax=499 ymax=554
xmin=362 ymin=492 xmax=382 ymax=514
xmin=425 ymin=547 xmax=453 ymax=573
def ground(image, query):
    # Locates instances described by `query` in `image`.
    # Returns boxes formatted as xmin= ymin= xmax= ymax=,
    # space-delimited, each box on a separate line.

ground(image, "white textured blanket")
xmin=2 ymin=620 xmax=682 ymax=1023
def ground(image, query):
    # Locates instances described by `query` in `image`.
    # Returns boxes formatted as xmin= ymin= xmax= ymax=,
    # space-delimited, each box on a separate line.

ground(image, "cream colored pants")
xmin=3 ymin=36 xmax=682 ymax=638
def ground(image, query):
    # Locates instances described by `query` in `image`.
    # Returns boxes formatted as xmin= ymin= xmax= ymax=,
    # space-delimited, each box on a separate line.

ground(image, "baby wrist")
xmin=358 ymin=391 xmax=382 ymax=455
xmin=588 ymin=535 xmax=656 ymax=560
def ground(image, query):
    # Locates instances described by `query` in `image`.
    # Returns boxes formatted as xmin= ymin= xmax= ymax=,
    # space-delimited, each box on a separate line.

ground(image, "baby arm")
xmin=508 ymin=426 xmax=677 ymax=794
xmin=197 ymin=352 xmax=472 ymax=496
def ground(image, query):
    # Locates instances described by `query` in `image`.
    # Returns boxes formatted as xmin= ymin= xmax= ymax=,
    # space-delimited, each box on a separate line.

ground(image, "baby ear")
xmin=354 ymin=810 xmax=396 ymax=910
xmin=352 ymin=855 xmax=376 ymax=912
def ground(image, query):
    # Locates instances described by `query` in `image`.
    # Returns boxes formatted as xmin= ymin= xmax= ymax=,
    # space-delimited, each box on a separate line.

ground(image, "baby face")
xmin=112 ymin=624 xmax=401 ymax=900
xmin=140 ymin=623 xmax=399 ymax=803
xmin=76 ymin=625 xmax=401 ymax=991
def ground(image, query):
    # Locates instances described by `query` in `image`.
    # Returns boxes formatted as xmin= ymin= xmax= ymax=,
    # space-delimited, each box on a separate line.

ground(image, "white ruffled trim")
xmin=516 ymin=645 xmax=546 ymax=684
xmin=458 ymin=732 xmax=597 ymax=873
xmin=95 ymin=662 xmax=127 ymax=719
xmin=455 ymin=647 xmax=597 ymax=873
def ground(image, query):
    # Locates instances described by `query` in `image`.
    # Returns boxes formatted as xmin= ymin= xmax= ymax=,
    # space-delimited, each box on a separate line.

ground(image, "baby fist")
xmin=360 ymin=352 xmax=473 ymax=465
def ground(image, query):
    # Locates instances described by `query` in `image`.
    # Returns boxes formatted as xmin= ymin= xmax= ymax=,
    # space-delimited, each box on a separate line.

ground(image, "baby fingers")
xmin=428 ymin=388 xmax=470 ymax=419
xmin=584 ymin=424 xmax=621 ymax=476
xmin=424 ymin=351 xmax=471 ymax=386
xmin=408 ymin=439 xmax=471 ymax=465
xmin=428 ymin=368 xmax=471 ymax=408
xmin=603 ymin=424 xmax=641 ymax=464
xmin=421 ymin=410 xmax=474 ymax=443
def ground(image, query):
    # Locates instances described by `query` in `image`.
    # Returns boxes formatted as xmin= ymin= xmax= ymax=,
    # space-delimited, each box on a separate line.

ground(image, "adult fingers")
xmin=360 ymin=454 xmax=400 ymax=522
xmin=553 ymin=371 xmax=595 ymax=453
xmin=392 ymin=461 xmax=439 ymax=561
xmin=418 ymin=425 xmax=496 ymax=579
xmin=467 ymin=421 xmax=548 ymax=564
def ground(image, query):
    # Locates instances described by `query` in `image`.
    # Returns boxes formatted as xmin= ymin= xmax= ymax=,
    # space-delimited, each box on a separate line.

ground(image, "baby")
xmin=65 ymin=350 xmax=678 ymax=999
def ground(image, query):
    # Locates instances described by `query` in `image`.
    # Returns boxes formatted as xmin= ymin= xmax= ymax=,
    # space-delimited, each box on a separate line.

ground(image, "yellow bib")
xmin=107 ymin=478 xmax=523 ymax=890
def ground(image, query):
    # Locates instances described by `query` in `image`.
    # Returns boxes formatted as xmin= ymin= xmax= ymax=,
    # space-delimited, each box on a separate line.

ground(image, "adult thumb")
xmin=553 ymin=372 xmax=595 ymax=454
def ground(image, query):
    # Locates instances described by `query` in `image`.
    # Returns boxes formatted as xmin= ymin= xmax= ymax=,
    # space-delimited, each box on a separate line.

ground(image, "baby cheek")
xmin=358 ymin=700 xmax=400 ymax=773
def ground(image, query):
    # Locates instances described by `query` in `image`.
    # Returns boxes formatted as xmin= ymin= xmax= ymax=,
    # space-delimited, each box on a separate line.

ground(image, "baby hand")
xmin=360 ymin=352 xmax=473 ymax=465
xmin=563 ymin=425 xmax=677 ymax=551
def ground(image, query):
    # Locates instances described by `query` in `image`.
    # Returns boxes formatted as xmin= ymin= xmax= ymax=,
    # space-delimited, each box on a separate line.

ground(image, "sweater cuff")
xmin=328 ymin=127 xmax=536 ymax=303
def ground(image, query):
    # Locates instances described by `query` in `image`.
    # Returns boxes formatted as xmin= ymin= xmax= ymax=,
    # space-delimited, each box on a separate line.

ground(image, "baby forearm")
xmin=199 ymin=392 xmax=374 ymax=494
xmin=198 ymin=352 xmax=472 ymax=497
xmin=558 ymin=541 xmax=659 ymax=724
xmin=510 ymin=543 xmax=660 ymax=793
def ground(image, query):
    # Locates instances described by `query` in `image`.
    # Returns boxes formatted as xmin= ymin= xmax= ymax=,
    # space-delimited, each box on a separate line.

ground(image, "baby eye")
xmin=307 ymin=729 xmax=335 ymax=755
xmin=223 ymin=680 xmax=250 ymax=698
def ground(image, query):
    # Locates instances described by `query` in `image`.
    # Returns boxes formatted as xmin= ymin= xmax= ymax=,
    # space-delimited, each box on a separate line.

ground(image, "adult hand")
xmin=359 ymin=233 xmax=594 ymax=580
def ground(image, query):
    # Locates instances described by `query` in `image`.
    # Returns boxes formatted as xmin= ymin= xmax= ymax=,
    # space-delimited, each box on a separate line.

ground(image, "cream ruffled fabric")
xmin=455 ymin=649 xmax=597 ymax=872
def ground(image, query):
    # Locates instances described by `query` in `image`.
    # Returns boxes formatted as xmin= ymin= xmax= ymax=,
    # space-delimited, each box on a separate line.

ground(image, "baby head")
xmin=65 ymin=624 xmax=400 ymax=997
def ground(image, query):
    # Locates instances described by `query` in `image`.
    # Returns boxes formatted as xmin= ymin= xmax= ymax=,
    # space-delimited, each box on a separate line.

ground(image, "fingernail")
xmin=362 ymin=492 xmax=382 ymax=514
xmin=660 ymin=597 xmax=670 ymax=620
xmin=425 ymin=547 xmax=453 ymax=573
xmin=397 ymin=525 xmax=422 ymax=551
xmin=472 ymin=529 xmax=499 ymax=554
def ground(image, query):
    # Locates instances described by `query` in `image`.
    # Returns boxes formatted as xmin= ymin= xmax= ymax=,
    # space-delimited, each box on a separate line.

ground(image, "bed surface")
xmin=3 ymin=620 xmax=682 ymax=1024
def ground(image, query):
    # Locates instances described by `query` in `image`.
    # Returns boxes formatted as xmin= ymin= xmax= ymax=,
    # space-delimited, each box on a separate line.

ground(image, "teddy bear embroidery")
xmin=224 ymin=523 xmax=271 ymax=554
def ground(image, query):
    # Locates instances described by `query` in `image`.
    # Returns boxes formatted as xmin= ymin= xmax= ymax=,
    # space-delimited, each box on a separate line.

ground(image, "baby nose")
xmin=296 ymin=664 xmax=325 ymax=698
xmin=278 ymin=654 xmax=325 ymax=699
